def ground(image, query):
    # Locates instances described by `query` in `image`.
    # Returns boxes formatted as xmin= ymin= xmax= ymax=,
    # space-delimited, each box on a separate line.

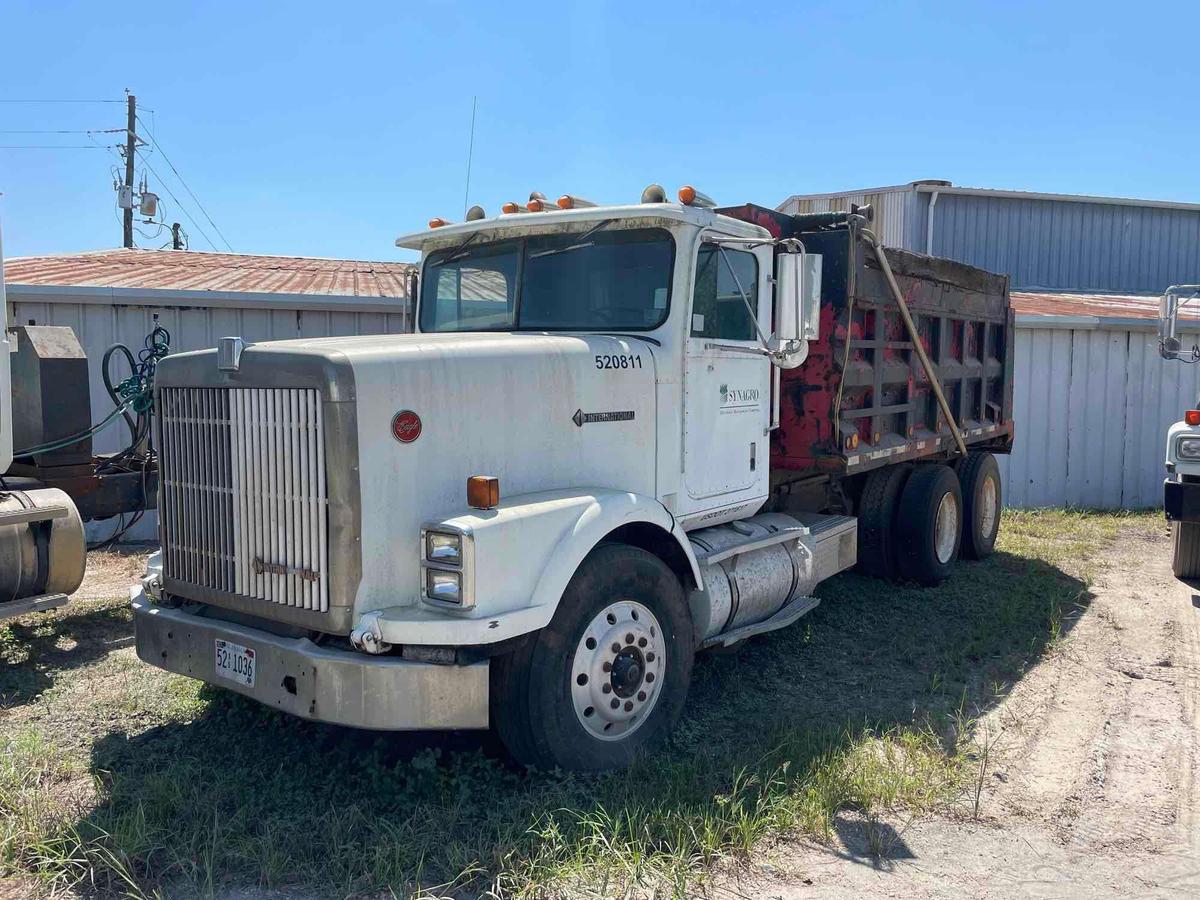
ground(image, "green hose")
xmin=12 ymin=401 xmax=134 ymax=458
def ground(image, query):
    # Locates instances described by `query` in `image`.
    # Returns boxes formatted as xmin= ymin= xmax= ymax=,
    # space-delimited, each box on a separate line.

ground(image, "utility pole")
xmin=122 ymin=93 xmax=136 ymax=249
xmin=171 ymin=222 xmax=182 ymax=250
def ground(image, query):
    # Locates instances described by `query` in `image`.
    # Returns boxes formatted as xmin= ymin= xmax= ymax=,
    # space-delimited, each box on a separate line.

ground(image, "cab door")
xmin=678 ymin=239 xmax=772 ymax=522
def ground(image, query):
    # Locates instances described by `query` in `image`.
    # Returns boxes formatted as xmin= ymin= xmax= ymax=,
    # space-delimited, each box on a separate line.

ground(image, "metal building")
xmin=8 ymin=207 xmax=1199 ymax=521
xmin=5 ymin=248 xmax=414 ymax=540
xmin=780 ymin=180 xmax=1200 ymax=509
xmin=779 ymin=181 xmax=1200 ymax=293
xmin=1005 ymin=292 xmax=1199 ymax=509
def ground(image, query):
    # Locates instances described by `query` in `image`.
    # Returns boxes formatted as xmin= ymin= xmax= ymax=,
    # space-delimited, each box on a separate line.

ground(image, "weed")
xmin=0 ymin=512 xmax=1141 ymax=897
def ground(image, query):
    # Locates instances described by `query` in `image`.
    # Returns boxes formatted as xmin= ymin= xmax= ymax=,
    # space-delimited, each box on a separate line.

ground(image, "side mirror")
xmin=771 ymin=251 xmax=822 ymax=368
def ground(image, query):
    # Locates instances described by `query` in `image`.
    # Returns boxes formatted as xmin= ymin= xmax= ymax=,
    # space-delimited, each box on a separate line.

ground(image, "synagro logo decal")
xmin=719 ymin=384 xmax=760 ymax=416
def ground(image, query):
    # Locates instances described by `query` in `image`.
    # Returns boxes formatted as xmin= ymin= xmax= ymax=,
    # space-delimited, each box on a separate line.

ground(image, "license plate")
xmin=214 ymin=638 xmax=256 ymax=687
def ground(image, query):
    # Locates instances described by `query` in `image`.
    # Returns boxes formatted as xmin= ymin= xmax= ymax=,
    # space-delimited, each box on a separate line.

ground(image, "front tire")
xmin=1172 ymin=521 xmax=1200 ymax=579
xmin=896 ymin=465 xmax=963 ymax=587
xmin=489 ymin=543 xmax=693 ymax=771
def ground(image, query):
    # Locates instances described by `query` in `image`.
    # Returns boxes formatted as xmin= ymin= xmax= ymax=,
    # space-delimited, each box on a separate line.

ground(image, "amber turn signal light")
xmin=677 ymin=185 xmax=716 ymax=208
xmin=467 ymin=475 xmax=500 ymax=510
xmin=1186 ymin=410 xmax=1200 ymax=426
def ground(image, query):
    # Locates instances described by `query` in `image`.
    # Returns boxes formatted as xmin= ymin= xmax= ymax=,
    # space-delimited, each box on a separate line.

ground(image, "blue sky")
xmin=1 ymin=0 xmax=1196 ymax=262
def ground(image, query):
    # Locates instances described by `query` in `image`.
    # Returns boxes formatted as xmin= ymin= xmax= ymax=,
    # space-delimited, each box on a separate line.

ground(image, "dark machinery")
xmin=1 ymin=223 xmax=163 ymax=619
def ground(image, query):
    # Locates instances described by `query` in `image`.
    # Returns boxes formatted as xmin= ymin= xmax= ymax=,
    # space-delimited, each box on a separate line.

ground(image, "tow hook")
xmin=141 ymin=570 xmax=163 ymax=602
xmin=349 ymin=611 xmax=392 ymax=655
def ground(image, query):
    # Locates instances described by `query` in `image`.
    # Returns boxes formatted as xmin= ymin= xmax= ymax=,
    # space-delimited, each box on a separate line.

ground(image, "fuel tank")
xmin=0 ymin=487 xmax=86 ymax=604
xmin=686 ymin=513 xmax=816 ymax=643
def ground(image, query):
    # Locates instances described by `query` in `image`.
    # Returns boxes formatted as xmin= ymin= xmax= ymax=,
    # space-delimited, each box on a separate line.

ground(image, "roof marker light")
xmin=428 ymin=217 xmax=451 ymax=228
xmin=465 ymin=205 xmax=486 ymax=221
xmin=557 ymin=195 xmax=597 ymax=210
xmin=1186 ymin=410 xmax=1200 ymax=426
xmin=678 ymin=185 xmax=716 ymax=208
xmin=501 ymin=201 xmax=528 ymax=214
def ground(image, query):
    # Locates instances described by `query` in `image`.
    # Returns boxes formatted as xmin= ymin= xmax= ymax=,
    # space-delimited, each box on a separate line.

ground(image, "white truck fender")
xmin=528 ymin=489 xmax=703 ymax=618
xmin=368 ymin=487 xmax=703 ymax=646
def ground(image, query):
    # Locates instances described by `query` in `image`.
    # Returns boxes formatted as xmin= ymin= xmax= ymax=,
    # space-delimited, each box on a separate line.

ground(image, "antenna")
xmin=462 ymin=96 xmax=477 ymax=217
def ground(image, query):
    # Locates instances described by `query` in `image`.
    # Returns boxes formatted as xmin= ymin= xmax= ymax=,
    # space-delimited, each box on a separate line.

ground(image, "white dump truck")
xmin=132 ymin=187 xmax=1014 ymax=770
xmin=1158 ymin=284 xmax=1200 ymax=578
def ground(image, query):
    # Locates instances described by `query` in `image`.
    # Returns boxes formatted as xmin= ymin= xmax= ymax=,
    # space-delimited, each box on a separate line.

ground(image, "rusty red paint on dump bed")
xmin=719 ymin=203 xmax=1015 ymax=480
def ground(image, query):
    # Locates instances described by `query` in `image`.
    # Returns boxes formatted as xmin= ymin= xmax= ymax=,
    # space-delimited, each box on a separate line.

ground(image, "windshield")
xmin=419 ymin=227 xmax=674 ymax=333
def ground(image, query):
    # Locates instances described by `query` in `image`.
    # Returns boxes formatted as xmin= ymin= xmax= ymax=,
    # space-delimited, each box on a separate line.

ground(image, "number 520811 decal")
xmin=595 ymin=354 xmax=643 ymax=370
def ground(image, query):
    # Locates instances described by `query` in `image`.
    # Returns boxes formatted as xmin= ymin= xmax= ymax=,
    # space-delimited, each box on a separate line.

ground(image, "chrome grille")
xmin=159 ymin=387 xmax=329 ymax=612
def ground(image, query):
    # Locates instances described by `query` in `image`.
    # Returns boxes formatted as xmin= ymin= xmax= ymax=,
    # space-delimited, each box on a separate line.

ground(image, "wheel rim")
xmin=571 ymin=600 xmax=664 ymax=741
xmin=934 ymin=492 xmax=959 ymax=564
xmin=979 ymin=473 xmax=998 ymax=539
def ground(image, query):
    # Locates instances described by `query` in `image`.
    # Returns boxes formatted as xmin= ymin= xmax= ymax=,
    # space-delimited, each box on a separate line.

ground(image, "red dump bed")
xmin=721 ymin=204 xmax=1015 ymax=480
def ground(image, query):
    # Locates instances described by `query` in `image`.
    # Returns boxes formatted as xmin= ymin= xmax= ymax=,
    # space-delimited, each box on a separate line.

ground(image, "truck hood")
xmin=335 ymin=331 xmax=659 ymax=612
xmin=155 ymin=331 xmax=660 ymax=623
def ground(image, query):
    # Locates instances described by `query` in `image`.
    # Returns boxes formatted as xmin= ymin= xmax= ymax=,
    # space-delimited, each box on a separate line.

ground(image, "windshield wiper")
xmin=438 ymin=231 xmax=483 ymax=264
xmin=528 ymin=219 xmax=616 ymax=260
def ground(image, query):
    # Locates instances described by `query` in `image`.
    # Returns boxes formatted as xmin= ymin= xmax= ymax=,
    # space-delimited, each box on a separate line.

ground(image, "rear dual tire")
xmin=858 ymin=455 xmax=1000 ymax=587
xmin=957 ymin=451 xmax=1001 ymax=560
xmin=856 ymin=464 xmax=913 ymax=580
xmin=895 ymin=465 xmax=963 ymax=586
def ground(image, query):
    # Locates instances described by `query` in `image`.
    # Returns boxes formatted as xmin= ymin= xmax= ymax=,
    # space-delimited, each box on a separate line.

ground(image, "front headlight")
xmin=426 ymin=531 xmax=463 ymax=565
xmin=1179 ymin=437 xmax=1200 ymax=460
xmin=426 ymin=569 xmax=463 ymax=604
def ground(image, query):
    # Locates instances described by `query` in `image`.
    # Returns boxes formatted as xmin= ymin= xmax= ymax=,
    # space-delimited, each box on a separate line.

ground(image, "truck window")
xmin=419 ymin=228 xmax=673 ymax=333
xmin=422 ymin=241 xmax=519 ymax=332
xmin=690 ymin=245 xmax=757 ymax=342
xmin=520 ymin=229 xmax=673 ymax=331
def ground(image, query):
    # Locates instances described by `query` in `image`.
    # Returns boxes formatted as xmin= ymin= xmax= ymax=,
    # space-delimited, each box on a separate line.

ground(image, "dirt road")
xmin=729 ymin=522 xmax=1200 ymax=899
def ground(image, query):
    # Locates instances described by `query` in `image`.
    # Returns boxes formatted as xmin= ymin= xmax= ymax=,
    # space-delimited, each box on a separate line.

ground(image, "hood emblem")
xmin=392 ymin=410 xmax=422 ymax=443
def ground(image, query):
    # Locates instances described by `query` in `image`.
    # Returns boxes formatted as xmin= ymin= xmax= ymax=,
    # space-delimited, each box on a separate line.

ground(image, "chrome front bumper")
xmin=131 ymin=591 xmax=489 ymax=730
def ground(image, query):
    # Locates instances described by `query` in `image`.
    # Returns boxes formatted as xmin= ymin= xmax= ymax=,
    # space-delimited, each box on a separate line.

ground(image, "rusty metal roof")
xmin=1012 ymin=291 xmax=1160 ymax=320
xmin=7 ymin=249 xmax=1191 ymax=326
xmin=4 ymin=248 xmax=414 ymax=298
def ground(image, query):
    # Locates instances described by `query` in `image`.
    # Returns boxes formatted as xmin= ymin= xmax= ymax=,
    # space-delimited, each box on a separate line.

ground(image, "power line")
xmin=0 ymin=99 xmax=126 ymax=104
xmin=136 ymin=115 xmax=233 ymax=251
xmin=0 ymin=145 xmax=107 ymax=150
xmin=0 ymin=129 xmax=98 ymax=134
xmin=134 ymin=148 xmax=219 ymax=252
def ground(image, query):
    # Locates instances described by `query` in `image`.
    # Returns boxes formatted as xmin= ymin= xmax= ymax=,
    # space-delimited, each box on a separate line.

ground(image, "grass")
xmin=0 ymin=510 xmax=1157 ymax=898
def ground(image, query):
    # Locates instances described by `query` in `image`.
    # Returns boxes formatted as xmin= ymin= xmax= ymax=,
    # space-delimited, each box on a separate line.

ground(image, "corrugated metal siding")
xmin=778 ymin=190 xmax=909 ymax=248
xmin=8 ymin=290 xmax=1187 ymax=543
xmin=932 ymin=193 xmax=1200 ymax=293
xmin=998 ymin=322 xmax=1200 ymax=509
xmin=6 ymin=289 xmax=412 ymax=541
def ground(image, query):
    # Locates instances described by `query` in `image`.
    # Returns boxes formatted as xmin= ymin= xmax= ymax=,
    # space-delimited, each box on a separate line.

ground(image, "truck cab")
xmin=132 ymin=187 xmax=1011 ymax=770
